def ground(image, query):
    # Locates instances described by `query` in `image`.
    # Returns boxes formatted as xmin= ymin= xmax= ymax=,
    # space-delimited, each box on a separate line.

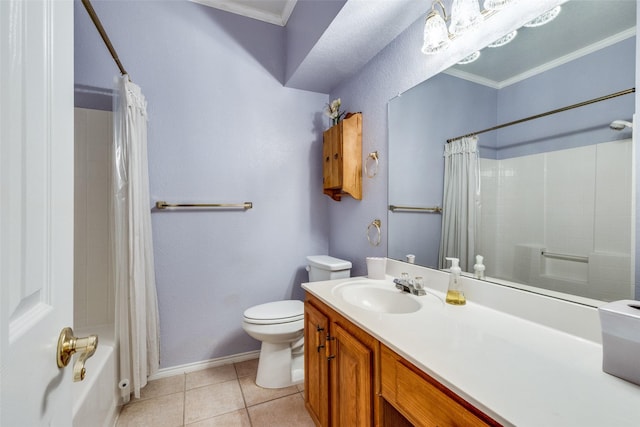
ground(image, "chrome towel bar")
xmin=388 ymin=205 xmax=442 ymax=213
xmin=541 ymin=251 xmax=588 ymax=263
xmin=155 ymin=201 xmax=253 ymax=210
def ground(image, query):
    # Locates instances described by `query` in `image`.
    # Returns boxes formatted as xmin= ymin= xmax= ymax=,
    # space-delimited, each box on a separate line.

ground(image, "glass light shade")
xmin=483 ymin=0 xmax=514 ymax=11
xmin=488 ymin=30 xmax=517 ymax=48
xmin=422 ymin=11 xmax=450 ymax=54
xmin=524 ymin=6 xmax=561 ymax=28
xmin=457 ymin=51 xmax=481 ymax=65
xmin=449 ymin=0 xmax=484 ymax=35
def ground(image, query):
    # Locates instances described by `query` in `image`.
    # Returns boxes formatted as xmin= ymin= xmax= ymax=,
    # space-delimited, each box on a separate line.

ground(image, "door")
xmin=323 ymin=124 xmax=343 ymax=190
xmin=1 ymin=0 xmax=75 ymax=425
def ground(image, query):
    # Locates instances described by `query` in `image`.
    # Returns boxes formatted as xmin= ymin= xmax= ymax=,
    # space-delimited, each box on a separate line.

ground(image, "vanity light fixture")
xmin=483 ymin=0 xmax=514 ymax=11
xmin=524 ymin=6 xmax=561 ymax=28
xmin=422 ymin=0 xmax=451 ymax=54
xmin=488 ymin=30 xmax=517 ymax=48
xmin=422 ymin=0 xmax=513 ymax=55
xmin=457 ymin=50 xmax=481 ymax=64
xmin=449 ymin=0 xmax=484 ymax=35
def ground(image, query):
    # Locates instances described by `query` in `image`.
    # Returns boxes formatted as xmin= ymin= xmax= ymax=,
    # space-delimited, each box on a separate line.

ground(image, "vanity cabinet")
xmin=380 ymin=344 xmax=500 ymax=427
xmin=304 ymin=293 xmax=501 ymax=427
xmin=304 ymin=294 xmax=377 ymax=427
xmin=322 ymin=112 xmax=362 ymax=201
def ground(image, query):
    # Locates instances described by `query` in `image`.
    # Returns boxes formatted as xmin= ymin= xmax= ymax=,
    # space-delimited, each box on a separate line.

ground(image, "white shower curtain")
xmin=438 ymin=136 xmax=481 ymax=272
xmin=113 ymin=75 xmax=160 ymax=402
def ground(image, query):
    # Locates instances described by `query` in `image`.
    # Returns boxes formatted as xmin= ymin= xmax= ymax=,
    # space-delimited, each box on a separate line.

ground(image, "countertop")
xmin=302 ymin=261 xmax=640 ymax=426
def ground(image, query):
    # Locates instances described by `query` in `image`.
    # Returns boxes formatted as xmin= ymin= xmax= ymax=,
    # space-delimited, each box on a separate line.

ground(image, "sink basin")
xmin=332 ymin=280 xmax=422 ymax=314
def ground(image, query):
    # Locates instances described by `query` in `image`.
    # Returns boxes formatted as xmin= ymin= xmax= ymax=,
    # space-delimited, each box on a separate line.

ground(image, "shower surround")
xmin=478 ymin=138 xmax=633 ymax=301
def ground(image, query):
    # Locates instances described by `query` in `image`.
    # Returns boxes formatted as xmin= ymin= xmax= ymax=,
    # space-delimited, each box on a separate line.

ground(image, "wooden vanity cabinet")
xmin=304 ymin=294 xmax=378 ymax=427
xmin=304 ymin=294 xmax=499 ymax=427
xmin=380 ymin=344 xmax=500 ymax=427
xmin=322 ymin=112 xmax=362 ymax=201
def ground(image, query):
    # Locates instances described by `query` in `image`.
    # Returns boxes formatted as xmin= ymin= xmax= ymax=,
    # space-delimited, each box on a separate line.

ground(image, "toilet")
xmin=242 ymin=255 xmax=352 ymax=389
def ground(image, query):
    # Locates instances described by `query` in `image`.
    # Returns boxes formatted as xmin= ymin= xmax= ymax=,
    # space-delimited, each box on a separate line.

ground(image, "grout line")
xmin=147 ymin=365 xmax=311 ymax=426
xmin=182 ymin=373 xmax=187 ymax=427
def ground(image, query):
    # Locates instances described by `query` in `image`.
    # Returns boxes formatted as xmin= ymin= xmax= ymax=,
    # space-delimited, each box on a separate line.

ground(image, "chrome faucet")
xmin=394 ymin=274 xmax=426 ymax=296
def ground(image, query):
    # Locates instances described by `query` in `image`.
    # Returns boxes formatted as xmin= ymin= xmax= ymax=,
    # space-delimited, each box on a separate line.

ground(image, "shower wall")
xmin=479 ymin=138 xmax=633 ymax=301
xmin=74 ymin=108 xmax=115 ymax=330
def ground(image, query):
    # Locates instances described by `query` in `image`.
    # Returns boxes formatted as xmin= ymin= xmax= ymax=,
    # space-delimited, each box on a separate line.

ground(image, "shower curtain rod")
xmin=81 ymin=0 xmax=128 ymax=77
xmin=447 ymin=87 xmax=635 ymax=143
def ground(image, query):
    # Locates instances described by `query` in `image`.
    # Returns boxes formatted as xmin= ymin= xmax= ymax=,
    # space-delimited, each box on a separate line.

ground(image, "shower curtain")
xmin=438 ymin=136 xmax=481 ymax=272
xmin=113 ymin=75 xmax=160 ymax=402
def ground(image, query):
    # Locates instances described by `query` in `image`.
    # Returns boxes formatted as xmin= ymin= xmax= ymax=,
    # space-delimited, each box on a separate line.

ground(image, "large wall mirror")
xmin=388 ymin=0 xmax=636 ymax=304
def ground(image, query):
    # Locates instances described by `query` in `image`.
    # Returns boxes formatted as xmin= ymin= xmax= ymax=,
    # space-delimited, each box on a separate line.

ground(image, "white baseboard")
xmin=149 ymin=350 xmax=261 ymax=381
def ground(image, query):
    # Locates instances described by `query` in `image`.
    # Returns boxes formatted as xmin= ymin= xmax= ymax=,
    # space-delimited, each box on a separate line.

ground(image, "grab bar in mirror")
xmin=388 ymin=205 xmax=442 ymax=213
xmin=155 ymin=201 xmax=253 ymax=210
xmin=541 ymin=251 xmax=588 ymax=263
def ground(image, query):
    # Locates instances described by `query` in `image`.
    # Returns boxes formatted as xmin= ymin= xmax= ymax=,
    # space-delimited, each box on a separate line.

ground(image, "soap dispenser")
xmin=474 ymin=255 xmax=485 ymax=280
xmin=445 ymin=257 xmax=466 ymax=305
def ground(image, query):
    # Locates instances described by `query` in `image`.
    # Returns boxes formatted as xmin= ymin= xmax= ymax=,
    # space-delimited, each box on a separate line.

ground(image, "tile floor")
xmin=116 ymin=358 xmax=315 ymax=427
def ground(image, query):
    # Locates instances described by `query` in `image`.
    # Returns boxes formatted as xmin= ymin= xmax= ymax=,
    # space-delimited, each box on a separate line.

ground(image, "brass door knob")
xmin=57 ymin=327 xmax=98 ymax=382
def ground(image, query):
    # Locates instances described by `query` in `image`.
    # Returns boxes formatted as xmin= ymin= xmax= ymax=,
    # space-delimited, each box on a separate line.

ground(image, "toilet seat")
xmin=243 ymin=300 xmax=304 ymax=325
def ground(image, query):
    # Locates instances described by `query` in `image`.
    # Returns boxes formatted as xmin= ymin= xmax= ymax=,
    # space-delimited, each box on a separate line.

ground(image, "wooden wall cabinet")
xmin=322 ymin=112 xmax=362 ymax=201
xmin=304 ymin=294 xmax=501 ymax=427
xmin=304 ymin=294 xmax=377 ymax=427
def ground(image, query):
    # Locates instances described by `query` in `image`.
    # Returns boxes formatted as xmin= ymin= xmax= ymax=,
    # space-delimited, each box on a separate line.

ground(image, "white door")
xmin=0 ymin=0 xmax=75 ymax=425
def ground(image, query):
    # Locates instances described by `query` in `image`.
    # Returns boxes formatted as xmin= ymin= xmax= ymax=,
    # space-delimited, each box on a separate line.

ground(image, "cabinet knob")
xmin=333 ymin=153 xmax=339 ymax=160
xmin=325 ymin=156 xmax=329 ymax=162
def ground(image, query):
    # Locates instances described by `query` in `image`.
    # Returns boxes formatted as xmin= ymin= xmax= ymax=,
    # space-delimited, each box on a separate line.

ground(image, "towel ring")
xmin=367 ymin=219 xmax=382 ymax=246
xmin=364 ymin=151 xmax=379 ymax=178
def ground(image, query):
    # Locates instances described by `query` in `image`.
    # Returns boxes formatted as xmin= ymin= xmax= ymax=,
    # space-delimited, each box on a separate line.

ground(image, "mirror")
xmin=388 ymin=0 xmax=636 ymax=304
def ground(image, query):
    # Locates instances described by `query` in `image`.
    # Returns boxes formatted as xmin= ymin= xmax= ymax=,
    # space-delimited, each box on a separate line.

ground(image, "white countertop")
xmin=302 ymin=261 xmax=640 ymax=427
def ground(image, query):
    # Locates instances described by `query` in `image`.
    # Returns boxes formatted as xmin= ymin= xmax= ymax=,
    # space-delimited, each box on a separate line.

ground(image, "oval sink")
xmin=332 ymin=280 xmax=422 ymax=314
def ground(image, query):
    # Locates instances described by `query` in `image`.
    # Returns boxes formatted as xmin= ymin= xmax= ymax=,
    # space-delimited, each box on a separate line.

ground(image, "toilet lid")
xmin=243 ymin=300 xmax=304 ymax=324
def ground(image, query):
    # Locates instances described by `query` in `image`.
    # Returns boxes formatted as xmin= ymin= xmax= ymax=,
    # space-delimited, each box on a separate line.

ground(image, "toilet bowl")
xmin=242 ymin=255 xmax=351 ymax=389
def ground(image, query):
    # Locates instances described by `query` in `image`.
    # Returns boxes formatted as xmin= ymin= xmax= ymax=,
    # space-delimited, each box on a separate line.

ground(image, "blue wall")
xmin=74 ymin=0 xmax=329 ymax=368
xmin=495 ymin=37 xmax=635 ymax=159
xmin=387 ymin=73 xmax=497 ymax=267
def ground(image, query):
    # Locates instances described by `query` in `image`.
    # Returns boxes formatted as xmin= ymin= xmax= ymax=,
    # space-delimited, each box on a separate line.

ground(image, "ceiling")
xmin=190 ymin=0 xmax=637 ymax=93
xmin=191 ymin=0 xmax=298 ymax=26
xmin=446 ymin=1 xmax=637 ymax=88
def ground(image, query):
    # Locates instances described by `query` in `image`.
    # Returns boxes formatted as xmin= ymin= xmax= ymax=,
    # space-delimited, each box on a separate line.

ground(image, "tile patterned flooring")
xmin=116 ymin=359 xmax=315 ymax=427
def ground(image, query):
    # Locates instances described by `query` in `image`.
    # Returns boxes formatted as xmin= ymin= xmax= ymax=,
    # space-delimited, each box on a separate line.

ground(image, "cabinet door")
xmin=330 ymin=323 xmax=373 ymax=427
xmin=323 ymin=124 xmax=343 ymax=190
xmin=304 ymin=302 xmax=330 ymax=426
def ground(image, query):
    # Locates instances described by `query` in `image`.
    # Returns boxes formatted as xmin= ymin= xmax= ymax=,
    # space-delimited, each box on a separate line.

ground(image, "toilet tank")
xmin=306 ymin=255 xmax=352 ymax=282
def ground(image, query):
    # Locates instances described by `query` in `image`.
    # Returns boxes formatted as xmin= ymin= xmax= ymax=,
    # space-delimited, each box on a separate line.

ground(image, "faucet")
xmin=394 ymin=274 xmax=426 ymax=296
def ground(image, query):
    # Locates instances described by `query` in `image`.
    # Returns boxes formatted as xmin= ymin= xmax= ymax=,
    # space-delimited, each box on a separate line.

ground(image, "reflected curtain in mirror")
xmin=438 ymin=136 xmax=481 ymax=271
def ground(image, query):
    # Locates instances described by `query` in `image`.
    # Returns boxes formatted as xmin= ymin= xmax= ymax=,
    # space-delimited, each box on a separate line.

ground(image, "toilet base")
xmin=255 ymin=341 xmax=304 ymax=389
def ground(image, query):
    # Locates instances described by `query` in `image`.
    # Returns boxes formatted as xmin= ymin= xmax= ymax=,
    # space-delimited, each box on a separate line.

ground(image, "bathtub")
xmin=72 ymin=325 xmax=119 ymax=427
